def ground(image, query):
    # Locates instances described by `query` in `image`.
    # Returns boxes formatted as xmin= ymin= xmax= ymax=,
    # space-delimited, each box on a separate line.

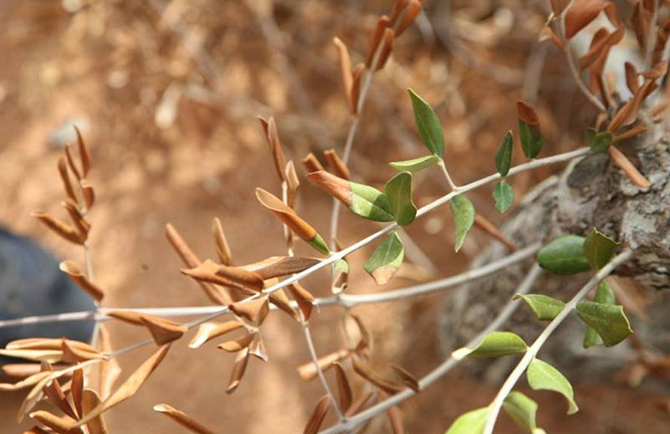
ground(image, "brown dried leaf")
xmin=74 ymin=127 xmax=91 ymax=178
xmin=345 ymin=391 xmax=375 ymax=417
xmin=44 ymin=375 xmax=77 ymax=419
xmin=550 ymin=0 xmax=571 ymax=16
xmin=323 ymin=149 xmax=351 ymax=180
xmin=579 ymin=28 xmax=624 ymax=71
xmin=625 ymin=62 xmax=640 ymax=94
xmin=352 ymin=358 xmax=404 ymax=395
xmin=212 ymin=218 xmax=233 ymax=266
xmin=61 ymin=200 xmax=89 ymax=240
xmin=287 ymin=282 xmax=315 ymax=322
xmin=350 ymin=63 xmax=365 ymax=115
xmin=390 ymin=364 xmax=420 ymax=393
xmin=71 ymin=368 xmax=84 ymax=418
xmin=516 ymin=100 xmax=540 ymax=125
xmin=333 ymin=37 xmax=353 ymax=109
xmin=386 ymin=402 xmax=404 ymax=434
xmin=614 ymin=124 xmax=647 ymax=143
xmin=641 ymin=60 xmax=668 ymax=79
xmin=565 ymin=0 xmax=610 ymax=39
xmin=61 ymin=340 xmax=103 ymax=364
xmin=59 ymin=261 xmax=104 ymax=302
xmin=608 ymin=80 xmax=658 ymax=132
xmin=333 ymin=362 xmax=353 ymax=412
xmin=303 ymin=395 xmax=331 ymax=434
xmin=366 ymin=15 xmax=391 ymax=67
xmin=609 ymin=146 xmax=651 ymax=188
xmin=31 ymin=211 xmax=83 ymax=245
xmin=297 ymin=349 xmax=350 ymax=381
xmin=189 ymin=321 xmax=243 ymax=348
xmin=377 ymin=28 xmax=395 ymax=70
xmin=538 ymin=25 xmax=564 ymax=50
xmin=631 ymin=2 xmax=650 ymax=51
xmin=285 ymin=161 xmax=300 ymax=208
xmin=473 ymin=214 xmax=516 ymax=252
xmin=181 ymin=260 xmax=258 ymax=295
xmin=229 ymin=297 xmax=270 ymax=325
xmin=30 ymin=410 xmax=82 ymax=434
xmin=269 ymin=289 xmax=300 ymax=322
xmin=0 ymin=348 xmax=63 ymax=363
xmin=396 ymin=0 xmax=420 ymax=37
xmin=97 ymin=325 xmax=121 ymax=400
xmin=141 ymin=316 xmax=187 ymax=345
xmin=240 ymin=256 xmax=320 ymax=280
xmin=75 ymin=344 xmax=171 ymax=427
xmin=0 ymin=371 xmax=51 ymax=391
xmin=302 ymin=153 xmax=325 ymax=173
xmin=226 ymin=348 xmax=249 ymax=394
xmin=58 ymin=158 xmax=78 ymax=205
xmin=81 ymin=389 xmax=108 ymax=434
xmin=218 ymin=333 xmax=255 ymax=353
xmin=248 ymin=334 xmax=268 ymax=362
xmin=153 ymin=403 xmax=217 ymax=434
xmin=305 ymin=171 xmax=353 ymax=206
xmin=258 ymin=116 xmax=287 ymax=182
xmin=64 ymin=144 xmax=82 ymax=180
xmin=80 ymin=180 xmax=95 ymax=210
xmin=256 ymin=188 xmax=318 ymax=242
xmin=7 ymin=338 xmax=97 ymax=353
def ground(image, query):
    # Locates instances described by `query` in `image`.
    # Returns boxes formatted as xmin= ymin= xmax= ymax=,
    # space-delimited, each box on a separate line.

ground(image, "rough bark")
xmin=439 ymin=134 xmax=670 ymax=383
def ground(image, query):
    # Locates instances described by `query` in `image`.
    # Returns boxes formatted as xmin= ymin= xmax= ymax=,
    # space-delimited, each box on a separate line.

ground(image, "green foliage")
xmin=408 ymin=89 xmax=444 ymax=158
xmin=495 ymin=131 xmax=514 ymax=176
xmin=527 ymin=358 xmax=578 ymax=415
xmin=537 ymin=235 xmax=590 ymax=275
xmin=453 ymin=331 xmax=527 ymax=359
xmin=363 ymin=232 xmax=404 ymax=285
xmin=576 ymin=301 xmax=633 ymax=347
xmin=445 ymin=407 xmax=489 ymax=434
xmin=389 ymin=155 xmax=441 ymax=172
xmin=349 ymin=182 xmax=395 ymax=222
xmin=450 ymin=194 xmax=475 ymax=252
xmin=493 ymin=180 xmax=514 ymax=213
xmin=307 ymin=233 xmax=330 ymax=255
xmin=583 ymin=228 xmax=619 ymax=270
xmin=518 ymin=120 xmax=543 ymax=159
xmin=384 ymin=172 xmax=417 ymax=226
xmin=514 ymin=294 xmax=565 ymax=321
xmin=585 ymin=128 xmax=613 ymax=153
xmin=503 ymin=391 xmax=542 ymax=434
xmin=583 ymin=281 xmax=616 ymax=348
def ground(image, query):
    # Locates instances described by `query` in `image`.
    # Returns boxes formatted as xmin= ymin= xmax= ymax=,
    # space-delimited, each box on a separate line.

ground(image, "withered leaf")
xmin=189 ymin=321 xmax=244 ymax=349
xmin=218 ymin=333 xmax=255 ymax=353
xmin=303 ymin=395 xmax=331 ymax=434
xmin=31 ymin=211 xmax=83 ymax=245
xmin=153 ymin=403 xmax=217 ymax=434
xmin=269 ymin=289 xmax=300 ymax=322
xmin=30 ymin=410 xmax=82 ymax=434
xmin=297 ymin=349 xmax=350 ymax=381
xmin=80 ymin=180 xmax=95 ymax=210
xmin=61 ymin=200 xmax=90 ymax=240
xmin=60 ymin=261 xmax=104 ymax=302
xmin=44 ymin=374 xmax=77 ymax=420
xmin=81 ymin=389 xmax=109 ymax=434
xmin=212 ymin=218 xmax=233 ymax=266
xmin=226 ymin=348 xmax=250 ymax=394
xmin=258 ymin=116 xmax=287 ymax=182
xmin=352 ymin=358 xmax=404 ymax=395
xmin=58 ymin=158 xmax=78 ymax=206
xmin=240 ymin=256 xmax=320 ymax=280
xmin=390 ymin=364 xmax=420 ymax=393
xmin=74 ymin=126 xmax=91 ymax=178
xmin=0 ymin=348 xmax=63 ymax=363
xmin=396 ymin=0 xmax=421 ymax=37
xmin=302 ymin=152 xmax=325 ymax=173
xmin=609 ymin=146 xmax=651 ymax=188
xmin=287 ymin=283 xmax=315 ymax=322
xmin=141 ymin=316 xmax=188 ymax=345
xmin=377 ymin=28 xmax=395 ymax=70
xmin=75 ymin=344 xmax=171 ymax=427
xmin=97 ymin=324 xmax=121 ymax=400
xmin=333 ymin=362 xmax=353 ymax=412
xmin=0 ymin=371 xmax=51 ymax=391
xmin=181 ymin=259 xmax=258 ymax=295
xmin=346 ymin=391 xmax=375 ymax=417
xmin=350 ymin=63 xmax=365 ymax=115
xmin=248 ymin=334 xmax=268 ymax=362
xmin=323 ymin=149 xmax=351 ymax=180
xmin=333 ymin=37 xmax=354 ymax=109
xmin=285 ymin=161 xmax=300 ymax=208
xmin=229 ymin=297 xmax=270 ymax=325
xmin=565 ymin=0 xmax=611 ymax=39
xmin=71 ymin=368 xmax=84 ymax=418
xmin=365 ymin=15 xmax=391 ymax=67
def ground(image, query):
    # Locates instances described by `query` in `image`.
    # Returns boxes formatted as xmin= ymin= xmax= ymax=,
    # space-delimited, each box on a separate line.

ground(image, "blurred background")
xmin=0 ymin=0 xmax=668 ymax=432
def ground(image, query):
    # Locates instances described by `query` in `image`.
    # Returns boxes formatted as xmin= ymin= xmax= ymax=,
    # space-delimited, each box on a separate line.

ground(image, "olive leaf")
xmin=583 ymin=228 xmax=619 ymax=270
xmin=493 ymin=180 xmax=514 ymax=213
xmin=527 ymin=358 xmax=579 ymax=415
xmin=583 ymin=281 xmax=615 ymax=348
xmin=384 ymin=171 xmax=417 ymax=226
xmin=495 ymin=131 xmax=514 ymax=176
xmin=537 ymin=235 xmax=590 ymax=275
xmin=513 ymin=294 xmax=565 ymax=321
xmin=408 ymin=88 xmax=444 ymax=158
xmin=452 ymin=331 xmax=527 ymax=360
xmin=450 ymin=194 xmax=475 ymax=252
xmin=517 ymin=100 xmax=543 ymax=159
xmin=576 ymin=301 xmax=633 ymax=347
xmin=585 ymin=128 xmax=613 ymax=153
xmin=389 ymin=155 xmax=441 ymax=172
xmin=445 ymin=407 xmax=489 ymax=434
xmin=364 ymin=232 xmax=404 ymax=285
xmin=503 ymin=391 xmax=541 ymax=434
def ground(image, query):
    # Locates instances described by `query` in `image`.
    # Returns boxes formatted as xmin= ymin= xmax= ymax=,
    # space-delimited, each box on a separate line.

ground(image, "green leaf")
xmin=450 ymin=194 xmax=475 ymax=252
xmin=445 ymin=407 xmax=489 ymax=434
xmin=518 ymin=121 xmax=543 ymax=159
xmin=513 ymin=294 xmax=565 ymax=321
xmin=408 ymin=89 xmax=444 ymax=158
xmin=585 ymin=128 xmax=613 ymax=153
xmin=583 ymin=281 xmax=616 ymax=348
xmin=583 ymin=228 xmax=619 ymax=270
xmin=537 ymin=235 xmax=590 ymax=275
xmin=493 ymin=180 xmax=514 ymax=213
xmin=307 ymin=233 xmax=330 ymax=255
xmin=384 ymin=172 xmax=417 ymax=226
xmin=576 ymin=301 xmax=633 ymax=347
xmin=495 ymin=131 xmax=514 ymax=176
xmin=349 ymin=182 xmax=395 ymax=222
xmin=389 ymin=155 xmax=441 ymax=172
xmin=527 ymin=358 xmax=579 ymax=415
xmin=503 ymin=391 xmax=539 ymax=433
xmin=452 ymin=331 xmax=527 ymax=360
xmin=363 ymin=232 xmax=404 ymax=285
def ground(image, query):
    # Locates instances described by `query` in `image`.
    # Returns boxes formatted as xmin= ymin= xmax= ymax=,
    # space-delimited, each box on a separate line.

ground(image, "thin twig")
xmin=482 ymin=249 xmax=634 ymax=434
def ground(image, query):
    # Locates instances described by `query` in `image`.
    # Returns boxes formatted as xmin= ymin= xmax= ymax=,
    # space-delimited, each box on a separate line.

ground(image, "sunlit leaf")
xmin=450 ymin=195 xmax=475 ymax=252
xmin=503 ymin=391 xmax=539 ymax=434
xmin=364 ymin=232 xmax=404 ymax=285
xmin=583 ymin=228 xmax=619 ymax=270
xmin=452 ymin=331 xmax=527 ymax=360
xmin=527 ymin=358 xmax=578 ymax=415
xmin=384 ymin=172 xmax=417 ymax=226
xmin=513 ymin=294 xmax=565 ymax=321
xmin=445 ymin=407 xmax=489 ymax=434
xmin=493 ymin=181 xmax=514 ymax=213
xmin=389 ymin=155 xmax=441 ymax=172
xmin=576 ymin=301 xmax=633 ymax=347
xmin=495 ymin=131 xmax=514 ymax=176
xmin=408 ymin=89 xmax=444 ymax=158
xmin=537 ymin=235 xmax=590 ymax=275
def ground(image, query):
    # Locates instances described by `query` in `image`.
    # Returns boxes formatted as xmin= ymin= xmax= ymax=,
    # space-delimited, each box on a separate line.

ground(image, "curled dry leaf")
xmin=0 ymin=371 xmax=51 ymax=392
xmin=333 ymin=362 xmax=353 ymax=412
xmin=7 ymin=338 xmax=97 ymax=353
xmin=153 ymin=403 xmax=217 ymax=434
xmin=302 ymin=152 xmax=325 ymax=173
xmin=181 ymin=259 xmax=260 ymax=295
xmin=579 ymin=28 xmax=624 ymax=71
xmin=333 ymin=37 xmax=354 ymax=110
xmin=214 ymin=264 xmax=264 ymax=292
xmin=269 ymin=289 xmax=299 ymax=321
xmin=60 ymin=261 xmax=104 ymax=302
xmin=346 ymin=391 xmax=376 ymax=417
xmin=75 ymin=344 xmax=171 ymax=427
xmin=323 ymin=149 xmax=351 ymax=180
xmin=61 ymin=200 xmax=90 ymax=240
xmin=81 ymin=389 xmax=109 ymax=434
xmin=65 ymin=144 xmax=82 ymax=180
xmin=61 ymin=340 xmax=103 ymax=364
xmin=229 ymin=297 xmax=270 ymax=325
xmin=390 ymin=364 xmax=420 ymax=393
xmin=303 ymin=395 xmax=331 ymax=434
xmin=564 ymin=0 xmax=611 ymax=39
xmin=297 ymin=349 xmax=350 ymax=381
xmin=352 ymin=358 xmax=404 ymax=395
xmin=218 ymin=333 xmax=255 ymax=353
xmin=30 ymin=410 xmax=82 ymax=434
xmin=287 ymin=282 xmax=315 ymax=322
xmin=366 ymin=15 xmax=391 ymax=67
xmin=625 ymin=62 xmax=640 ymax=94
xmin=106 ymin=310 xmax=145 ymax=326
xmin=79 ymin=180 xmax=95 ymax=210
xmin=285 ymin=161 xmax=300 ymax=208
xmin=609 ymin=146 xmax=651 ymax=188
xmin=248 ymin=333 xmax=268 ymax=362
xmin=97 ymin=324 xmax=121 ymax=400
xmin=473 ymin=214 xmax=517 ymax=252
xmin=189 ymin=321 xmax=243 ymax=348
xmin=71 ymin=368 xmax=84 ymax=418
xmin=396 ymin=0 xmax=420 ymax=37
xmin=539 ymin=25 xmax=564 ymax=50
xmin=212 ymin=218 xmax=233 ymax=266
xmin=350 ymin=63 xmax=365 ymax=115
xmin=74 ymin=127 xmax=91 ymax=178
xmin=140 ymin=316 xmax=188 ymax=345
xmin=165 ymin=224 xmax=233 ymax=305
xmin=614 ymin=124 xmax=647 ymax=143
xmin=376 ymin=28 xmax=395 ymax=71
xmin=44 ymin=374 xmax=77 ymax=420
xmin=31 ymin=211 xmax=83 ymax=245
xmin=387 ymin=402 xmax=405 ymax=434
xmin=58 ymin=157 xmax=78 ymax=205
xmin=608 ymin=80 xmax=658 ymax=132
xmin=227 ymin=348 xmax=250 ymax=394
xmin=640 ymin=60 xmax=668 ymax=79
xmin=258 ymin=116 xmax=287 ymax=182
xmin=240 ymin=256 xmax=320 ymax=280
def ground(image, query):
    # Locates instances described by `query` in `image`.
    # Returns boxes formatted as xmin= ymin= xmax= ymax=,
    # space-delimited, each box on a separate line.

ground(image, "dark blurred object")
xmin=0 ymin=227 xmax=95 ymax=360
